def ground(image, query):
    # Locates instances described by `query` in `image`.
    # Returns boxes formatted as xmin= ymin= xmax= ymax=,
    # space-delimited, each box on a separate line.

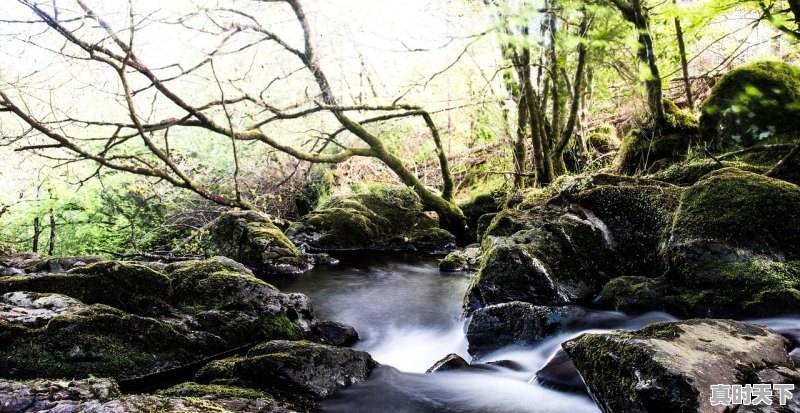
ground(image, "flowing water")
xmin=274 ymin=253 xmax=800 ymax=413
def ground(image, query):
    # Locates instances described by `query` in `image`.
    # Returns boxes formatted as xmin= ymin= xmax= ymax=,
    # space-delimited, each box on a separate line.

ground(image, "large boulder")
xmin=663 ymin=168 xmax=800 ymax=316
xmin=0 ymin=291 xmax=227 ymax=380
xmin=207 ymin=210 xmax=311 ymax=275
xmin=0 ymin=257 xmax=317 ymax=381
xmin=700 ymin=61 xmax=800 ymax=149
xmin=287 ymin=186 xmax=455 ymax=252
xmin=196 ymin=340 xmax=377 ymax=406
xmin=463 ymin=206 xmax=615 ymax=313
xmin=0 ymin=378 xmax=300 ymax=413
xmin=466 ymin=301 xmax=623 ymax=358
xmin=563 ymin=319 xmax=800 ymax=413
xmin=0 ymin=261 xmax=171 ymax=315
xmin=166 ymin=257 xmax=310 ymax=343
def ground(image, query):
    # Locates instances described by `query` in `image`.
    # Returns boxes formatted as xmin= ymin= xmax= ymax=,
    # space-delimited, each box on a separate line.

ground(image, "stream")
xmin=274 ymin=253 xmax=800 ymax=413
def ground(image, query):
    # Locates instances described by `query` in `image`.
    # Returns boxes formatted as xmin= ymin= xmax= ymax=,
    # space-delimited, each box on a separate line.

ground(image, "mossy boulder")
xmin=563 ymin=319 xmax=799 ymax=413
xmin=196 ymin=340 xmax=378 ymax=406
xmin=287 ymin=186 xmax=455 ymax=252
xmin=464 ymin=206 xmax=616 ymax=313
xmin=553 ymin=174 xmax=682 ymax=276
xmin=438 ymin=246 xmax=481 ymax=272
xmin=0 ymin=292 xmax=228 ymax=380
xmin=166 ymin=257 xmax=311 ymax=342
xmin=458 ymin=187 xmax=505 ymax=243
xmin=588 ymin=124 xmax=621 ymax=153
xmin=615 ymin=100 xmax=700 ymax=174
xmin=465 ymin=302 xmax=619 ymax=359
xmin=207 ymin=210 xmax=311 ymax=276
xmin=700 ymin=61 xmax=800 ymax=149
xmin=0 ymin=261 xmax=171 ymax=316
xmin=0 ymin=378 xmax=300 ymax=413
xmin=666 ymin=168 xmax=800 ymax=283
xmin=0 ymin=257 xmax=319 ymax=382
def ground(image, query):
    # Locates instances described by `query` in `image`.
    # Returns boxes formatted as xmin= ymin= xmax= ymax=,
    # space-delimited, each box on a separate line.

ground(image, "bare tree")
xmin=0 ymin=0 xmax=468 ymax=238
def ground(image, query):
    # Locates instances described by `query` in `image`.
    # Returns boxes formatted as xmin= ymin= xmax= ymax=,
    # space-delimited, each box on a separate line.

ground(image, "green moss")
xmin=701 ymin=61 xmax=800 ymax=148
xmin=207 ymin=211 xmax=308 ymax=275
xmin=614 ymin=100 xmax=700 ymax=175
xmin=647 ymin=159 xmax=763 ymax=185
xmin=439 ymin=251 xmax=466 ymax=272
xmin=160 ymin=382 xmax=269 ymax=400
xmin=0 ymin=304 xmax=226 ymax=380
xmin=670 ymin=168 xmax=800 ymax=256
xmin=0 ymin=261 xmax=171 ymax=315
xmin=290 ymin=185 xmax=454 ymax=251
xmin=588 ymin=124 xmax=621 ymax=153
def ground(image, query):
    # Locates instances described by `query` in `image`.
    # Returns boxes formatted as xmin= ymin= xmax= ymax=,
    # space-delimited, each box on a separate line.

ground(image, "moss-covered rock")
xmin=464 ymin=206 xmax=616 ymax=313
xmin=0 ymin=261 xmax=171 ymax=315
xmin=701 ymin=61 xmax=800 ymax=149
xmin=563 ymin=319 xmax=799 ymax=413
xmin=196 ymin=340 xmax=378 ymax=405
xmin=166 ymin=257 xmax=310 ymax=342
xmin=0 ymin=378 xmax=301 ymax=413
xmin=588 ymin=123 xmax=621 ymax=153
xmin=207 ymin=210 xmax=311 ymax=276
xmin=615 ymin=100 xmax=700 ymax=175
xmin=553 ymin=174 xmax=682 ymax=276
xmin=458 ymin=186 xmax=506 ymax=243
xmin=465 ymin=302 xmax=614 ymax=359
xmin=287 ymin=186 xmax=455 ymax=252
xmin=0 ymin=292 xmax=227 ymax=380
xmin=667 ymin=168 xmax=800 ymax=282
xmin=438 ymin=246 xmax=481 ymax=272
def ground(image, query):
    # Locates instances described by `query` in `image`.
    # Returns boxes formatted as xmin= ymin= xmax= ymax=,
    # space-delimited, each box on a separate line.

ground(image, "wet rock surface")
xmin=563 ymin=319 xmax=800 ymax=413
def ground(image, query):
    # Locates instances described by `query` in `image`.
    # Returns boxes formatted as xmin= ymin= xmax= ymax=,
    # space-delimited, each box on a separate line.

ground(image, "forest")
xmin=0 ymin=0 xmax=799 ymax=412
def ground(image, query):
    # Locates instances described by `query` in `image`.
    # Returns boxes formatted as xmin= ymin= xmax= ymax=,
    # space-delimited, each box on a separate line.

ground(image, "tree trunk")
xmin=674 ymin=0 xmax=693 ymax=108
xmin=556 ymin=11 xmax=590 ymax=171
xmin=32 ymin=216 xmax=41 ymax=253
xmin=48 ymin=209 xmax=56 ymax=256
xmin=632 ymin=0 xmax=665 ymax=124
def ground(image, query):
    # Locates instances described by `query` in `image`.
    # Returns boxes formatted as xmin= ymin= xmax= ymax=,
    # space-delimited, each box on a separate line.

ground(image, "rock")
xmin=0 ymin=257 xmax=317 ymax=381
xmin=563 ymin=319 xmax=798 ymax=413
xmin=0 ymin=292 xmax=228 ymax=380
xmin=0 ymin=378 xmax=300 ymax=413
xmin=0 ymin=261 xmax=172 ymax=316
xmin=287 ymin=186 xmax=455 ymax=252
xmin=663 ymin=168 xmax=800 ymax=316
xmin=535 ymin=349 xmax=585 ymax=393
xmin=166 ymin=257 xmax=312 ymax=343
xmin=310 ymin=320 xmax=359 ymax=347
xmin=615 ymin=99 xmax=700 ymax=174
xmin=207 ymin=210 xmax=311 ymax=275
xmin=439 ymin=245 xmax=481 ymax=272
xmin=463 ymin=206 xmax=615 ymax=313
xmin=553 ymin=174 xmax=682 ymax=277
xmin=465 ymin=301 xmax=624 ymax=358
xmin=196 ymin=340 xmax=378 ymax=403
xmin=588 ymin=124 xmax=621 ymax=153
xmin=700 ymin=61 xmax=800 ymax=149
xmin=458 ymin=187 xmax=505 ymax=243
xmin=426 ymin=353 xmax=470 ymax=373
xmin=32 ymin=255 xmax=105 ymax=273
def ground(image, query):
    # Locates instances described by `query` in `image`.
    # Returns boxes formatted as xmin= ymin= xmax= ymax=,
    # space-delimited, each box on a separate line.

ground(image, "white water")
xmin=275 ymin=253 xmax=800 ymax=413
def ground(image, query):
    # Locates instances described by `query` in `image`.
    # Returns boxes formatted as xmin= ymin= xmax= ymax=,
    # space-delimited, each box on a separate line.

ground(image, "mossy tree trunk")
xmin=609 ymin=0 xmax=666 ymax=126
